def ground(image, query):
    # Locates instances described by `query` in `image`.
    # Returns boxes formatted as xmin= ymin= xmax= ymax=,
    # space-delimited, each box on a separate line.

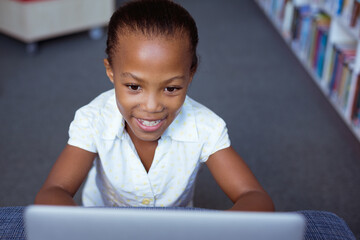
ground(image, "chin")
xmin=137 ymin=133 xmax=162 ymax=142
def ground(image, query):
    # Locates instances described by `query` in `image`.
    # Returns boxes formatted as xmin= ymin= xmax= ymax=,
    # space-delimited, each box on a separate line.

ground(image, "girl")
xmin=35 ymin=0 xmax=274 ymax=211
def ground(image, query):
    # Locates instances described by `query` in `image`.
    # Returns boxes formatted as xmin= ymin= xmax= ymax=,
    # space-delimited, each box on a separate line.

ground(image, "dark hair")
xmin=105 ymin=0 xmax=199 ymax=71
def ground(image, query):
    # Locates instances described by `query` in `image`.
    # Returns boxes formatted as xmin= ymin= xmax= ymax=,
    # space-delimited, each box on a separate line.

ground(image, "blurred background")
xmin=0 ymin=0 xmax=359 ymax=238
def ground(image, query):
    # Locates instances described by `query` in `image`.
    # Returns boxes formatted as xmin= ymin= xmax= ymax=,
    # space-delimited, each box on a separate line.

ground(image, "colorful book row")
xmin=320 ymin=0 xmax=360 ymax=34
xmin=290 ymin=6 xmax=331 ymax=79
xmin=257 ymin=0 xmax=360 ymax=138
xmin=290 ymin=3 xmax=360 ymax=124
xmin=326 ymin=43 xmax=356 ymax=111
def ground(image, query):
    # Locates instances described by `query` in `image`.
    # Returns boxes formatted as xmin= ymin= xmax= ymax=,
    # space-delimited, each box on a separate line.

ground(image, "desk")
xmin=0 ymin=207 xmax=356 ymax=240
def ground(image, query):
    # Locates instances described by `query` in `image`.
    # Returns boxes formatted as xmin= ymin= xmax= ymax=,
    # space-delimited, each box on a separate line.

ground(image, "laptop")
xmin=24 ymin=205 xmax=306 ymax=240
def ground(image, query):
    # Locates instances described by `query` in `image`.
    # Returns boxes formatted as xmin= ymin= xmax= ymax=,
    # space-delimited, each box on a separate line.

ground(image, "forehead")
xmin=112 ymin=32 xmax=192 ymax=72
xmin=115 ymin=31 xmax=191 ymax=53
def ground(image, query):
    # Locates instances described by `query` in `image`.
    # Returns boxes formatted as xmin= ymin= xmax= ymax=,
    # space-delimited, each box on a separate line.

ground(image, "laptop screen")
xmin=25 ymin=205 xmax=305 ymax=240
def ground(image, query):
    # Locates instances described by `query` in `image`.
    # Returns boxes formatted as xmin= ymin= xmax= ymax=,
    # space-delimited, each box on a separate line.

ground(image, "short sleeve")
xmin=67 ymin=107 xmax=97 ymax=153
xmin=200 ymin=119 xmax=231 ymax=163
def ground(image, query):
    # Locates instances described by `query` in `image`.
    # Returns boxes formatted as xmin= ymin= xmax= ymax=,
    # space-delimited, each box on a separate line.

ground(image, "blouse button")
xmin=142 ymin=198 xmax=151 ymax=205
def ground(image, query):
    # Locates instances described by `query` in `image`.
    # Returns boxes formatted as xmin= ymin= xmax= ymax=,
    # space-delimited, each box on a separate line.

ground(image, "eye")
xmin=165 ymin=87 xmax=181 ymax=93
xmin=126 ymin=84 xmax=141 ymax=91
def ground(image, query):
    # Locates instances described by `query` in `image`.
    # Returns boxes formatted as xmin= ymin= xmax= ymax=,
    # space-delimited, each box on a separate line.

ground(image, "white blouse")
xmin=68 ymin=89 xmax=230 ymax=207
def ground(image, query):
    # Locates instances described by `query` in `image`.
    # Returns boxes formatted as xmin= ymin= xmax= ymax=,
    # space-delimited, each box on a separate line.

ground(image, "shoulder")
xmin=78 ymin=89 xmax=115 ymax=112
xmin=186 ymin=96 xmax=227 ymax=131
xmin=70 ymin=89 xmax=118 ymax=132
xmin=186 ymin=97 xmax=230 ymax=162
xmin=68 ymin=89 xmax=116 ymax=152
xmin=74 ymin=89 xmax=116 ymax=120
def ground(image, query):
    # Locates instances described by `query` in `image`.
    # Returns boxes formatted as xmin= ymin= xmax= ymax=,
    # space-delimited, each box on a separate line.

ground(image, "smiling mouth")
xmin=137 ymin=119 xmax=162 ymax=127
xmin=135 ymin=117 xmax=166 ymax=132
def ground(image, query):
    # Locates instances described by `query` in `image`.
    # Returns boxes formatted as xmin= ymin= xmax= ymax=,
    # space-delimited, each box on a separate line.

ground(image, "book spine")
xmin=350 ymin=1 xmax=360 ymax=27
xmin=312 ymin=26 xmax=322 ymax=69
xmin=308 ymin=18 xmax=318 ymax=63
xmin=342 ymin=68 xmax=353 ymax=109
xmin=291 ymin=7 xmax=300 ymax=40
xmin=317 ymin=30 xmax=328 ymax=78
xmin=351 ymin=74 xmax=360 ymax=123
xmin=338 ymin=62 xmax=349 ymax=104
xmin=337 ymin=0 xmax=344 ymax=15
xmin=329 ymin=47 xmax=340 ymax=93
xmin=325 ymin=45 xmax=336 ymax=86
xmin=333 ymin=51 xmax=345 ymax=94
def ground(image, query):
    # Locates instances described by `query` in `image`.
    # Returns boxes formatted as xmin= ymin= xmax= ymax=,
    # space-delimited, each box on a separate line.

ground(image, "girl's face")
xmin=104 ymin=33 xmax=195 ymax=143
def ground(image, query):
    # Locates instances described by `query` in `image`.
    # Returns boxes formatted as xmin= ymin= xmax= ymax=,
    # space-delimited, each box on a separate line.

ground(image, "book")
xmin=351 ymin=74 xmax=360 ymax=125
xmin=337 ymin=61 xmax=351 ymax=108
xmin=328 ymin=43 xmax=356 ymax=95
xmin=298 ymin=15 xmax=312 ymax=55
xmin=325 ymin=45 xmax=336 ymax=86
xmin=306 ymin=12 xmax=331 ymax=78
xmin=279 ymin=0 xmax=290 ymax=21
xmin=336 ymin=0 xmax=345 ymax=15
xmin=317 ymin=29 xmax=329 ymax=78
xmin=312 ymin=26 xmax=322 ymax=69
xmin=350 ymin=0 xmax=360 ymax=27
xmin=282 ymin=1 xmax=295 ymax=39
xmin=291 ymin=5 xmax=301 ymax=40
xmin=291 ymin=5 xmax=311 ymax=41
xmin=329 ymin=47 xmax=341 ymax=92
xmin=308 ymin=18 xmax=318 ymax=64
xmin=341 ymin=62 xmax=354 ymax=110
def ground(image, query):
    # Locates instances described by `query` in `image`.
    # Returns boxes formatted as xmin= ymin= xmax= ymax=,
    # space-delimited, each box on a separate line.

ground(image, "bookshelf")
xmin=255 ymin=0 xmax=360 ymax=143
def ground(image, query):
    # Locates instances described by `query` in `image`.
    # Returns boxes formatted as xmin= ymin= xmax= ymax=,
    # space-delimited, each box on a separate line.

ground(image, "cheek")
xmin=115 ymin=92 xmax=136 ymax=117
xmin=167 ymin=96 xmax=186 ymax=116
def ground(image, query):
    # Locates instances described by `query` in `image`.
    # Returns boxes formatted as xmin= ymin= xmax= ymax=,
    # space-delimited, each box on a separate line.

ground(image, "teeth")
xmin=139 ymin=119 xmax=161 ymax=126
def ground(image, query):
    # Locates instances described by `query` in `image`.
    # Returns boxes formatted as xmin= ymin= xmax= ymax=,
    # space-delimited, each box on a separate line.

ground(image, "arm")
xmin=206 ymin=146 xmax=275 ymax=212
xmin=35 ymin=144 xmax=97 ymax=206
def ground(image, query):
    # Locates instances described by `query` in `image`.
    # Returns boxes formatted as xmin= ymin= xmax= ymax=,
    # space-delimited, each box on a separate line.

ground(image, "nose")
xmin=142 ymin=93 xmax=163 ymax=113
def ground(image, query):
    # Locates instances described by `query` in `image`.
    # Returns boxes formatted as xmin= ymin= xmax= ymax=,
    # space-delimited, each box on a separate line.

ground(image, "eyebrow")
xmin=120 ymin=72 xmax=186 ymax=84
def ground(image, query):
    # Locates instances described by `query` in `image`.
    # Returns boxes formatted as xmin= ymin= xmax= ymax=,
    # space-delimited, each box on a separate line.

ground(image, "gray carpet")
xmin=0 ymin=0 xmax=359 ymax=238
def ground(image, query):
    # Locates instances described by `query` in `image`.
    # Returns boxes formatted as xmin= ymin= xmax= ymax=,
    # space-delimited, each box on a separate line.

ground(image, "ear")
xmin=104 ymin=59 xmax=114 ymax=84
